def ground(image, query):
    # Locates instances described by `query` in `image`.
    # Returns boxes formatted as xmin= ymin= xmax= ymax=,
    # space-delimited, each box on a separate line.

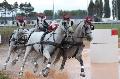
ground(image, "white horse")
xmin=3 ymin=16 xmax=50 ymax=70
xmin=19 ymin=21 xmax=68 ymax=77
xmin=53 ymin=20 xmax=94 ymax=77
xmin=3 ymin=27 xmax=34 ymax=70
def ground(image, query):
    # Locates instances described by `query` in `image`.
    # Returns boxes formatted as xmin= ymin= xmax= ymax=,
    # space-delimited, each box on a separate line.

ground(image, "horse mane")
xmin=74 ymin=21 xmax=84 ymax=37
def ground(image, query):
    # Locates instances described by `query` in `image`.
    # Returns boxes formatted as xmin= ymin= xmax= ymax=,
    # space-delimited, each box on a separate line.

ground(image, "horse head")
xmin=36 ymin=15 xmax=48 ymax=32
xmin=75 ymin=21 xmax=94 ymax=41
xmin=61 ymin=20 xmax=74 ymax=34
xmin=10 ymin=28 xmax=29 ymax=45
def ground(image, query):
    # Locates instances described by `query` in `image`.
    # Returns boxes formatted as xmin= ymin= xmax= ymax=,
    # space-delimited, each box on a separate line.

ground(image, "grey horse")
xmin=53 ymin=20 xmax=94 ymax=77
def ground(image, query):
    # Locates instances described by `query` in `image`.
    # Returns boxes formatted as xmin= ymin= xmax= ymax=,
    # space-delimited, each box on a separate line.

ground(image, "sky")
xmin=0 ymin=0 xmax=112 ymax=12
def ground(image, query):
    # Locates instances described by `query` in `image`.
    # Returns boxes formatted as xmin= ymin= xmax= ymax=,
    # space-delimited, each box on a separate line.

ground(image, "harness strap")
xmin=40 ymin=32 xmax=48 ymax=54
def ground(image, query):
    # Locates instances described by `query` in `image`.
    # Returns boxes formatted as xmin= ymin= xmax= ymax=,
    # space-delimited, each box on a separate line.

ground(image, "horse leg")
xmin=12 ymin=49 xmax=23 ymax=65
xmin=53 ymin=49 xmax=62 ymax=64
xmin=75 ymin=47 xmax=85 ymax=77
xmin=60 ymin=55 xmax=67 ymax=70
xmin=60 ymin=49 xmax=67 ymax=70
xmin=43 ymin=56 xmax=47 ymax=63
xmin=3 ymin=46 xmax=13 ymax=70
xmin=79 ymin=55 xmax=85 ymax=77
xmin=32 ymin=55 xmax=39 ymax=73
xmin=19 ymin=46 xmax=31 ymax=77
xmin=41 ymin=50 xmax=51 ymax=77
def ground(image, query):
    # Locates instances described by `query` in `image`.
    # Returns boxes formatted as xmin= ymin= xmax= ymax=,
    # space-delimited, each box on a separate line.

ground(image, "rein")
xmin=13 ymin=40 xmax=83 ymax=48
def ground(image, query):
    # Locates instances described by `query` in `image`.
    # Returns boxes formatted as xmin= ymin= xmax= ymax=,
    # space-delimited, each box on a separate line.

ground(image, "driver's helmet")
xmin=85 ymin=16 xmax=93 ymax=23
xmin=63 ymin=14 xmax=70 ymax=21
xmin=36 ymin=13 xmax=46 ymax=20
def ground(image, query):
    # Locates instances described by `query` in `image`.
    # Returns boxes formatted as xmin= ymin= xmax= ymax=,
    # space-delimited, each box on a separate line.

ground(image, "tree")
xmin=94 ymin=0 xmax=103 ymax=21
xmin=56 ymin=10 xmax=87 ymax=19
xmin=95 ymin=0 xmax=100 ymax=17
xmin=88 ymin=0 xmax=95 ymax=16
xmin=0 ymin=3 xmax=3 ymax=17
xmin=19 ymin=2 xmax=34 ymax=16
xmin=7 ymin=4 xmax=14 ymax=21
xmin=0 ymin=0 xmax=12 ymax=24
xmin=13 ymin=2 xmax=18 ymax=16
xmin=43 ymin=10 xmax=53 ymax=16
xmin=104 ymin=0 xmax=111 ymax=18
xmin=99 ymin=0 xmax=103 ymax=18
xmin=28 ymin=12 xmax=36 ymax=17
xmin=117 ymin=0 xmax=120 ymax=20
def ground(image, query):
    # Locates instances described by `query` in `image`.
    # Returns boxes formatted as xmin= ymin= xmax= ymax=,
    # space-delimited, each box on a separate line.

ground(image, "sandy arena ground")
xmin=0 ymin=44 xmax=119 ymax=79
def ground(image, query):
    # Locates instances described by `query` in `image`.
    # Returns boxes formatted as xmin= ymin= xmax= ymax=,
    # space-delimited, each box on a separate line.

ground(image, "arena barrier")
xmin=89 ymin=29 xmax=118 ymax=63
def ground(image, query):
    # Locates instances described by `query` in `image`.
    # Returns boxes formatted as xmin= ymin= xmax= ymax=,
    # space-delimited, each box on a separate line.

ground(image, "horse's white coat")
xmin=19 ymin=21 xmax=65 ymax=76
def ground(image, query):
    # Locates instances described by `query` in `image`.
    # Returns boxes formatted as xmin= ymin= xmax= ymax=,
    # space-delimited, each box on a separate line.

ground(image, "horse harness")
xmin=62 ymin=20 xmax=74 ymax=33
xmin=40 ymin=31 xmax=57 ymax=54
xmin=9 ymin=28 xmax=31 ymax=47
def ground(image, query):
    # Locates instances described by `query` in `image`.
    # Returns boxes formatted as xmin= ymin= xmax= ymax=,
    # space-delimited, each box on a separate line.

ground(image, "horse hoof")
xmin=42 ymin=68 xmax=49 ymax=77
xmin=35 ymin=64 xmax=39 ymax=68
xmin=3 ymin=65 xmax=7 ymax=70
xmin=60 ymin=67 xmax=64 ymax=70
xmin=60 ymin=65 xmax=64 ymax=70
xmin=2 ymin=67 xmax=6 ymax=71
xmin=80 ymin=73 xmax=85 ymax=77
xmin=19 ymin=71 xmax=23 ymax=77
xmin=33 ymin=70 xmax=37 ymax=73
xmin=33 ymin=68 xmax=37 ymax=73
xmin=11 ymin=59 xmax=17 ymax=65
xmin=33 ymin=64 xmax=39 ymax=73
xmin=43 ymin=73 xmax=48 ymax=77
xmin=3 ymin=67 xmax=6 ymax=70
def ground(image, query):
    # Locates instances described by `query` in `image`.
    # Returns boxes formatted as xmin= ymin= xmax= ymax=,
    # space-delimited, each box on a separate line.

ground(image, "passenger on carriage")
xmin=60 ymin=13 xmax=75 ymax=33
